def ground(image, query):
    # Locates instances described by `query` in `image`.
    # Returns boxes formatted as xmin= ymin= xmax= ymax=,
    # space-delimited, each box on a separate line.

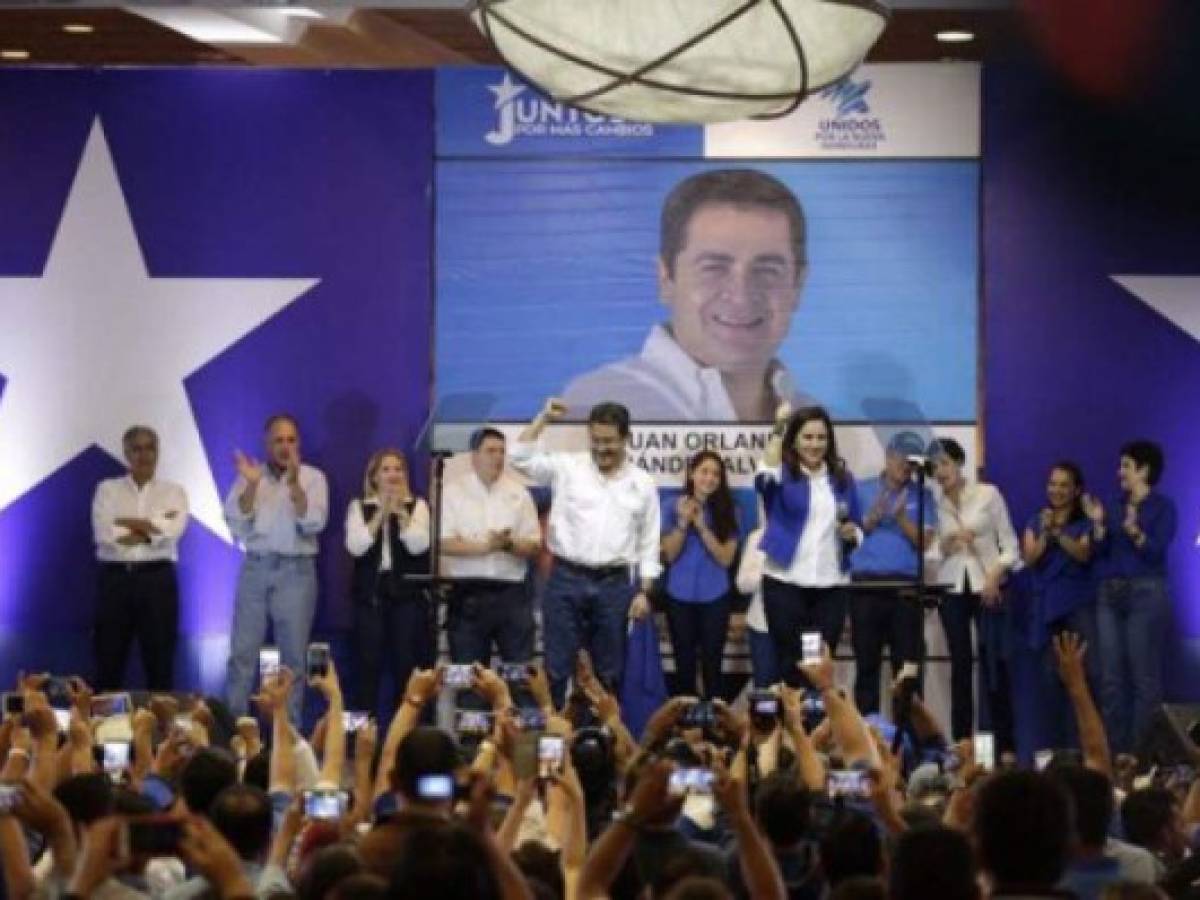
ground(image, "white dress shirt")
xmin=761 ymin=463 xmax=847 ymax=588
xmin=223 ymin=464 xmax=329 ymax=556
xmin=510 ymin=442 xmax=661 ymax=580
xmin=935 ymin=481 xmax=1019 ymax=592
xmin=561 ymin=324 xmax=811 ymax=421
xmin=440 ymin=470 xmax=541 ymax=581
xmin=92 ymin=476 xmax=189 ymax=563
xmin=344 ymin=497 xmax=431 ymax=571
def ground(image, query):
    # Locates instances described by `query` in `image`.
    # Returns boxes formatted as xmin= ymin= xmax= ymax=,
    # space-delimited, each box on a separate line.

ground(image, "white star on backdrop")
xmin=0 ymin=119 xmax=319 ymax=542
xmin=1112 ymin=275 xmax=1200 ymax=341
xmin=488 ymin=72 xmax=526 ymax=109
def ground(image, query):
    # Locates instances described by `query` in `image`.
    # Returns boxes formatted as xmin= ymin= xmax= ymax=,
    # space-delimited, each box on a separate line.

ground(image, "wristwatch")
xmin=612 ymin=808 xmax=648 ymax=832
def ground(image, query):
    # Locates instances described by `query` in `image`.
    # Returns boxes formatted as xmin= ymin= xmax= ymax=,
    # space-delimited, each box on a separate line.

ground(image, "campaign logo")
xmin=816 ymin=74 xmax=886 ymax=151
xmin=482 ymin=72 xmax=653 ymax=147
xmin=437 ymin=68 xmax=703 ymax=157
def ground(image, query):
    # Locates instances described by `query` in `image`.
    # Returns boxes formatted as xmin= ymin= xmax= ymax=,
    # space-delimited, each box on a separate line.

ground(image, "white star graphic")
xmin=1112 ymin=275 xmax=1200 ymax=341
xmin=0 ymin=119 xmax=319 ymax=542
xmin=488 ymin=72 xmax=526 ymax=109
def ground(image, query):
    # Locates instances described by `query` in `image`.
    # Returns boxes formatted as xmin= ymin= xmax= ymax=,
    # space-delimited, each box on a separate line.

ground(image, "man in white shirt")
xmin=562 ymin=168 xmax=813 ymax=422
xmin=91 ymin=425 xmax=189 ymax=691
xmin=440 ymin=427 xmax=542 ymax=668
xmin=223 ymin=414 xmax=329 ymax=721
xmin=510 ymin=399 xmax=661 ymax=705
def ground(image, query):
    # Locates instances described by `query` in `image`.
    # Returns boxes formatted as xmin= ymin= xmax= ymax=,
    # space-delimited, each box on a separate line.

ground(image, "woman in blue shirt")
xmin=661 ymin=450 xmax=739 ymax=699
xmin=756 ymin=405 xmax=861 ymax=686
xmin=1022 ymin=460 xmax=1098 ymax=746
xmin=1082 ymin=440 xmax=1178 ymax=753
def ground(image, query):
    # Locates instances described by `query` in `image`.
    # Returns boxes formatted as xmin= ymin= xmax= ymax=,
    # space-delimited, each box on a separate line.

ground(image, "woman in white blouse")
xmin=931 ymin=437 xmax=1019 ymax=749
xmin=345 ymin=447 xmax=432 ymax=717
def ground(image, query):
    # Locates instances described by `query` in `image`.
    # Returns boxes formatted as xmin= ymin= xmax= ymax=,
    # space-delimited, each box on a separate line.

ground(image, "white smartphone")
xmin=974 ymin=732 xmax=995 ymax=770
xmin=1034 ymin=749 xmax=1054 ymax=772
xmin=258 ymin=647 xmax=281 ymax=682
xmin=801 ymin=631 xmax=822 ymax=664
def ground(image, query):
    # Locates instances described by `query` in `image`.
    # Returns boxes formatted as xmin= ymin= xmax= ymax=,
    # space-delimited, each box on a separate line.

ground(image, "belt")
xmin=101 ymin=560 xmax=174 ymax=573
xmin=553 ymin=555 xmax=629 ymax=580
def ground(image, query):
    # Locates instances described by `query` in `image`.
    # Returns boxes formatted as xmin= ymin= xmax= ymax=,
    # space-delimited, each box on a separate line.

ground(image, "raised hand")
xmin=234 ymin=450 xmax=263 ymax=486
xmin=1052 ymin=631 xmax=1088 ymax=690
xmin=1081 ymin=494 xmax=1105 ymax=526
xmin=541 ymin=397 xmax=568 ymax=422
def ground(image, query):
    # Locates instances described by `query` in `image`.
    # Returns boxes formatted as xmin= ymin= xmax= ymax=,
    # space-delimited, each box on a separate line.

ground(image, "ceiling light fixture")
xmin=935 ymin=30 xmax=975 ymax=43
xmin=1 ymin=49 xmax=31 ymax=60
xmin=472 ymin=0 xmax=890 ymax=124
xmin=62 ymin=23 xmax=96 ymax=34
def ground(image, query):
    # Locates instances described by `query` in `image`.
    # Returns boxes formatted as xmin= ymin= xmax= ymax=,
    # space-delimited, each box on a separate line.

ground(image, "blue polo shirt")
xmin=850 ymin=476 xmax=937 ymax=578
xmin=661 ymin=495 xmax=732 ymax=603
xmin=1094 ymin=491 xmax=1177 ymax=580
xmin=1026 ymin=514 xmax=1094 ymax=624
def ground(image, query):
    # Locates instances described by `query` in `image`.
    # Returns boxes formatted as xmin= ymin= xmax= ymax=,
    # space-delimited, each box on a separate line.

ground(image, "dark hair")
xmin=929 ymin=437 xmax=966 ymax=466
xmin=684 ymin=451 xmax=738 ymax=542
xmin=388 ymin=820 xmax=500 ymax=900
xmin=661 ymin=877 xmax=733 ymax=900
xmin=209 ymin=783 xmax=273 ymax=862
xmin=781 ymin=406 xmax=847 ymax=488
xmin=122 ymin=425 xmax=158 ymax=449
xmin=242 ymin=748 xmax=270 ymax=793
xmin=179 ymin=747 xmax=239 ymax=817
xmin=469 ymin=427 xmax=506 ymax=452
xmin=298 ymin=843 xmax=364 ymax=900
xmin=264 ymin=412 xmax=300 ymax=434
xmin=330 ymin=873 xmax=388 ymax=900
xmin=53 ymin=774 xmax=114 ymax=827
xmin=828 ymin=877 xmax=886 ymax=900
xmin=1051 ymin=765 xmax=1113 ymax=849
xmin=890 ymin=828 xmax=978 ymax=900
xmin=587 ymin=402 xmax=631 ymax=438
xmin=660 ymin=169 xmax=807 ymax=278
xmin=113 ymin=787 xmax=155 ymax=817
xmin=1049 ymin=460 xmax=1087 ymax=523
xmin=512 ymin=841 xmax=564 ymax=899
xmin=974 ymin=771 xmax=1073 ymax=888
xmin=392 ymin=727 xmax=460 ymax=801
xmin=1121 ymin=788 xmax=1176 ymax=850
xmin=820 ymin=809 xmax=883 ymax=886
xmin=754 ymin=771 xmax=811 ymax=847
xmin=1120 ymin=440 xmax=1165 ymax=486
xmin=651 ymin=846 xmax=727 ymax=898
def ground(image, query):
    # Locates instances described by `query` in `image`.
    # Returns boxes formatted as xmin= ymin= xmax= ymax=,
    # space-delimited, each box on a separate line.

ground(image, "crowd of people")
xmin=16 ymin=391 xmax=1180 ymax=899
xmin=3 ymin=621 xmax=1198 ymax=900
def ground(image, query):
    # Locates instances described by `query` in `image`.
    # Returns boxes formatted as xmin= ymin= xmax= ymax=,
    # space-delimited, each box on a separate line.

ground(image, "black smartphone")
xmin=302 ymin=788 xmax=349 ymax=820
xmin=124 ymin=816 xmax=184 ymax=856
xmin=306 ymin=642 xmax=331 ymax=678
xmin=680 ymin=700 xmax=715 ymax=730
xmin=2 ymin=692 xmax=24 ymax=717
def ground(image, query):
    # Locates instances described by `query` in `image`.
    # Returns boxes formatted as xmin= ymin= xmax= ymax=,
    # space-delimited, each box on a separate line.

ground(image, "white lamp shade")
xmin=473 ymin=0 xmax=890 ymax=123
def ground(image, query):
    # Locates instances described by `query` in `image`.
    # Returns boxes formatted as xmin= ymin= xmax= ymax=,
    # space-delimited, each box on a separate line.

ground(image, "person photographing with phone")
xmin=224 ymin=414 xmax=329 ymax=723
xmin=510 ymin=398 xmax=661 ymax=707
xmin=755 ymin=404 xmax=861 ymax=685
xmin=344 ymin=447 xmax=433 ymax=721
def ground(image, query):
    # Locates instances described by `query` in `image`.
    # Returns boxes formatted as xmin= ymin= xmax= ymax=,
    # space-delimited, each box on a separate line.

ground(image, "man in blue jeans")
xmin=511 ymin=398 xmax=661 ymax=706
xmin=223 ymin=414 xmax=329 ymax=721
xmin=1084 ymin=439 xmax=1177 ymax=753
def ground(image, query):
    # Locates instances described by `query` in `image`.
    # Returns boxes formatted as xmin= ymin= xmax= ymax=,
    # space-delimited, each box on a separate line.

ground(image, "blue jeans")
xmin=747 ymin=627 xmax=780 ymax=688
xmin=1097 ymin=576 xmax=1170 ymax=752
xmin=542 ymin=562 xmax=635 ymax=707
xmin=226 ymin=554 xmax=317 ymax=721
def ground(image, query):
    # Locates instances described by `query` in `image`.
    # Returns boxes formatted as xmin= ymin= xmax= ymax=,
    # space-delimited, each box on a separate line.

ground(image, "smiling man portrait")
xmin=561 ymin=167 xmax=815 ymax=423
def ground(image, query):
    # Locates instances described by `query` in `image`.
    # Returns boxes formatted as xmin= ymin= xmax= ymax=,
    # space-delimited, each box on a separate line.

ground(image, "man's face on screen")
xmin=659 ymin=203 xmax=803 ymax=373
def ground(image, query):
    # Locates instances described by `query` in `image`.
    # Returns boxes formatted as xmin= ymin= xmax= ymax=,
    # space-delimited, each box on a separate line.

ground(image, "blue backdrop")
xmin=0 ymin=69 xmax=434 ymax=696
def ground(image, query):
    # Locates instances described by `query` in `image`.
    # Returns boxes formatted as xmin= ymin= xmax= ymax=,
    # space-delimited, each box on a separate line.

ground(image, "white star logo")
xmin=0 ymin=119 xmax=319 ymax=542
xmin=488 ymin=72 xmax=526 ymax=109
xmin=1112 ymin=275 xmax=1200 ymax=341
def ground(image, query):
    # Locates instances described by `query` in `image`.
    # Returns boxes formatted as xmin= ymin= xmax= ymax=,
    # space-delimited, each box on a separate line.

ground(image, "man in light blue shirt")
xmin=224 ymin=413 xmax=328 ymax=720
xmin=848 ymin=431 xmax=936 ymax=714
